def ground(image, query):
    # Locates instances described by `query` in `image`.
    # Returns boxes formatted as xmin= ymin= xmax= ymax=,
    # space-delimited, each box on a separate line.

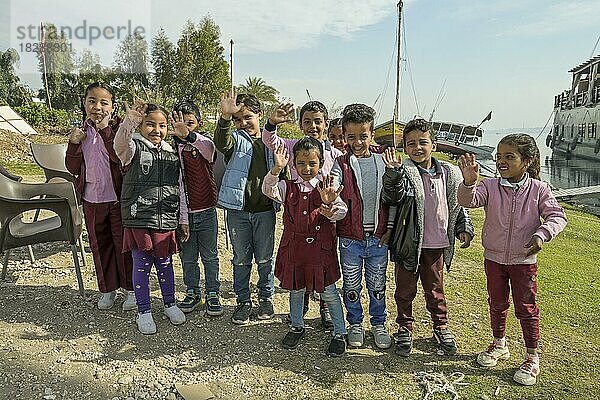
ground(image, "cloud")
xmin=157 ymin=0 xmax=400 ymax=53
xmin=506 ymin=1 xmax=600 ymax=36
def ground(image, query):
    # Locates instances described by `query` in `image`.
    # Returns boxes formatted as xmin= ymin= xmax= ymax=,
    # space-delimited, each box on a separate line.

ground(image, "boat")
xmin=546 ymin=54 xmax=600 ymax=161
xmin=433 ymin=119 xmax=494 ymax=159
xmin=374 ymin=119 xmax=404 ymax=148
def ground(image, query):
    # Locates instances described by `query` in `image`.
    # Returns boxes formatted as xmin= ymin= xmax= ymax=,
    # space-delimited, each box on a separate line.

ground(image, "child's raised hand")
xmin=317 ymin=175 xmax=343 ymax=205
xmin=458 ymin=232 xmax=472 ymax=248
xmin=69 ymin=127 xmax=86 ymax=144
xmin=318 ymin=203 xmax=335 ymax=219
xmin=525 ymin=235 xmax=543 ymax=256
xmin=458 ymin=153 xmax=479 ymax=186
xmin=383 ymin=147 xmax=402 ymax=168
xmin=268 ymin=103 xmax=294 ymax=125
xmin=273 ymin=144 xmax=289 ymax=170
xmin=220 ymin=89 xmax=242 ymax=119
xmin=124 ymin=99 xmax=147 ymax=126
xmin=96 ymin=110 xmax=111 ymax=130
xmin=171 ymin=111 xmax=189 ymax=139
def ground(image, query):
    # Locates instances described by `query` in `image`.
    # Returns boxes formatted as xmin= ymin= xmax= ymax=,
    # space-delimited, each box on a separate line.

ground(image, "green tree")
xmin=150 ymin=28 xmax=177 ymax=106
xmin=237 ymin=77 xmax=279 ymax=105
xmin=174 ymin=18 xmax=230 ymax=112
xmin=76 ymin=49 xmax=115 ymax=96
xmin=112 ymin=32 xmax=150 ymax=103
xmin=37 ymin=23 xmax=78 ymax=110
xmin=0 ymin=48 xmax=32 ymax=106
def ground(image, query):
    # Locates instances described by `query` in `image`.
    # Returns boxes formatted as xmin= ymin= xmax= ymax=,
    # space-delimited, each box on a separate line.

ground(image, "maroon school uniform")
xmin=275 ymin=181 xmax=340 ymax=293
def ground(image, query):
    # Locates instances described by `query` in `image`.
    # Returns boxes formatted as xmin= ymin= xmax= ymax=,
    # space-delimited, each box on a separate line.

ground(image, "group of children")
xmin=66 ymin=82 xmax=567 ymax=386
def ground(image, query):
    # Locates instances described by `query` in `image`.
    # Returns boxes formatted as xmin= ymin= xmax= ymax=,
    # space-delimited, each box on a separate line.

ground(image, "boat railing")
xmin=555 ymin=87 xmax=600 ymax=109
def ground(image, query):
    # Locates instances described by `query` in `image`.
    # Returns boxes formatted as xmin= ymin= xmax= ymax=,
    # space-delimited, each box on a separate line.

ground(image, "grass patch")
xmin=2 ymin=161 xmax=44 ymax=177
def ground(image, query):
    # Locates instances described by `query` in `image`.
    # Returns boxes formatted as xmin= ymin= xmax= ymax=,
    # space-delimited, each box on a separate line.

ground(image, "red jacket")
xmin=334 ymin=152 xmax=390 ymax=240
xmin=65 ymin=117 xmax=124 ymax=200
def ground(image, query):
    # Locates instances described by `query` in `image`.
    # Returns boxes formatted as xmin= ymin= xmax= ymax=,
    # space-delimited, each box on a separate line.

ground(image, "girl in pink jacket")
xmin=457 ymin=133 xmax=567 ymax=387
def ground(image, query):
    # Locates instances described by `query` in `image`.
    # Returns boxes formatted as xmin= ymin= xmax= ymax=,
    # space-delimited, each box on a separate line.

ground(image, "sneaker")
xmin=327 ymin=333 xmax=347 ymax=357
xmin=205 ymin=292 xmax=224 ymax=316
xmin=320 ymin=306 xmax=334 ymax=330
xmin=513 ymin=354 xmax=540 ymax=386
xmin=477 ymin=342 xmax=510 ymax=367
xmin=178 ymin=290 xmax=202 ymax=314
xmin=282 ymin=326 xmax=305 ymax=349
xmin=394 ymin=327 xmax=413 ymax=357
xmin=371 ymin=325 xmax=392 ymax=349
xmin=122 ymin=291 xmax=136 ymax=311
xmin=232 ymin=302 xmax=252 ymax=325
xmin=433 ymin=328 xmax=458 ymax=355
xmin=257 ymin=298 xmax=274 ymax=320
xmin=136 ymin=312 xmax=157 ymax=335
xmin=347 ymin=324 xmax=365 ymax=347
xmin=97 ymin=291 xmax=117 ymax=310
xmin=164 ymin=305 xmax=186 ymax=325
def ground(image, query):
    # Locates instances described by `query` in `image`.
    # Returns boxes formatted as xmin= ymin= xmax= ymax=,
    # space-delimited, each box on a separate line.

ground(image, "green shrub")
xmin=14 ymin=103 xmax=78 ymax=134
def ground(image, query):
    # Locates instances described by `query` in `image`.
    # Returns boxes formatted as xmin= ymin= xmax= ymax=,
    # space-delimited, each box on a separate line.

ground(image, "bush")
xmin=13 ymin=103 xmax=78 ymax=134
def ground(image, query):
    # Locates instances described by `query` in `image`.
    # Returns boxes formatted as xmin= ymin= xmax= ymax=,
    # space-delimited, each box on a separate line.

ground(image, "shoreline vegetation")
xmin=1 ymin=130 xmax=598 ymax=399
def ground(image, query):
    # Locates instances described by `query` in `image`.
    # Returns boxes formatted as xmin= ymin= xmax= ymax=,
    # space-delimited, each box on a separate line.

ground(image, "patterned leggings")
xmin=132 ymin=249 xmax=176 ymax=313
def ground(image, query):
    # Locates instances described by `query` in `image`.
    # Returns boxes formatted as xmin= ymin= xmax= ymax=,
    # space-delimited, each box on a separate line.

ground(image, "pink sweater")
xmin=457 ymin=177 xmax=567 ymax=265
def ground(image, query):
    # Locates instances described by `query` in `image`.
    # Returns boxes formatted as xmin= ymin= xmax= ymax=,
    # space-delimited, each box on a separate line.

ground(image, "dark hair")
xmin=144 ymin=103 xmax=169 ymax=120
xmin=327 ymin=117 xmax=342 ymax=134
xmin=341 ymin=103 xmax=375 ymax=133
xmin=292 ymin=136 xmax=324 ymax=167
xmin=81 ymin=82 xmax=117 ymax=123
xmin=403 ymin=117 xmax=435 ymax=144
xmin=236 ymin=93 xmax=262 ymax=114
xmin=174 ymin=100 xmax=201 ymax=122
xmin=498 ymin=133 xmax=541 ymax=180
xmin=299 ymin=101 xmax=328 ymax=123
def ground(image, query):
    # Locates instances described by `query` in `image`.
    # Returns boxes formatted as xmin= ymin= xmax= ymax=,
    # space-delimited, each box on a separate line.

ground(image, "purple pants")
xmin=484 ymin=259 xmax=539 ymax=349
xmin=395 ymin=248 xmax=448 ymax=331
xmin=132 ymin=249 xmax=176 ymax=313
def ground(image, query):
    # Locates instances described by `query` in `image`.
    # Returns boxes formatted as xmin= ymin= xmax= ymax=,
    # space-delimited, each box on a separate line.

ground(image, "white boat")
xmin=546 ymin=54 xmax=600 ymax=161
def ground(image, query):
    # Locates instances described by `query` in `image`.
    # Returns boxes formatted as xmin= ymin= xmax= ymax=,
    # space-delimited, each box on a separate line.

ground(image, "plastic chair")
xmin=29 ymin=142 xmax=86 ymax=266
xmin=0 ymin=172 xmax=85 ymax=295
xmin=30 ymin=142 xmax=75 ymax=183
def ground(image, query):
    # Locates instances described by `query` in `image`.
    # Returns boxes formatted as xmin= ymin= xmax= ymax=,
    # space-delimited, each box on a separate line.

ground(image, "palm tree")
xmin=237 ymin=77 xmax=279 ymax=105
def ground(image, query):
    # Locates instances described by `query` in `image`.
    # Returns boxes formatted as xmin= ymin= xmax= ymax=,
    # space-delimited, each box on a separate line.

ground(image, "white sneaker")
xmin=136 ymin=312 xmax=157 ymax=335
xmin=371 ymin=325 xmax=392 ymax=349
xmin=513 ymin=354 xmax=540 ymax=386
xmin=477 ymin=342 xmax=510 ymax=367
xmin=164 ymin=305 xmax=186 ymax=325
xmin=122 ymin=291 xmax=137 ymax=311
xmin=97 ymin=291 xmax=117 ymax=310
xmin=347 ymin=324 xmax=365 ymax=347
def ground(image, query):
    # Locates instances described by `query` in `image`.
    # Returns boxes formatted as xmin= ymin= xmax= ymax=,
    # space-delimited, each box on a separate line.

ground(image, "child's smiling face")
xmin=140 ymin=110 xmax=168 ymax=145
xmin=294 ymin=149 xmax=321 ymax=181
xmin=183 ymin=113 xmax=199 ymax=132
xmin=495 ymin=143 xmax=530 ymax=182
xmin=83 ymin=87 xmax=115 ymax=125
xmin=233 ymin=106 xmax=262 ymax=137
xmin=301 ymin=111 xmax=328 ymax=141
xmin=328 ymin=125 xmax=346 ymax=152
xmin=344 ymin=122 xmax=373 ymax=158
xmin=403 ymin=129 xmax=436 ymax=168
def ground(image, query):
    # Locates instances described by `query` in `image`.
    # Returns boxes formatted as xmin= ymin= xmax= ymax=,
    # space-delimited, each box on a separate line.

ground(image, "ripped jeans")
xmin=226 ymin=209 xmax=275 ymax=304
xmin=339 ymin=235 xmax=389 ymax=326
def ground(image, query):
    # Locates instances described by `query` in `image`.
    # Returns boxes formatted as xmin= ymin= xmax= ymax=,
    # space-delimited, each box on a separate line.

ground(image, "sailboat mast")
xmin=393 ymin=1 xmax=403 ymax=148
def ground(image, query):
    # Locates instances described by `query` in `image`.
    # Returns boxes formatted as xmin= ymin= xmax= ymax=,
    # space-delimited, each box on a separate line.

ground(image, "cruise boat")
xmin=546 ymin=54 xmax=600 ymax=161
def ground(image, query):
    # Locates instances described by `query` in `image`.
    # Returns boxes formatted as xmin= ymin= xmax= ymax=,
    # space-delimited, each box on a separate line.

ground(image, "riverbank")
xmin=1 ymin=131 xmax=599 ymax=399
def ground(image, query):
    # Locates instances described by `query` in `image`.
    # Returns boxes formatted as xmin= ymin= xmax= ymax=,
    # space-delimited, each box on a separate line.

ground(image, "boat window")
xmin=588 ymin=123 xmax=597 ymax=139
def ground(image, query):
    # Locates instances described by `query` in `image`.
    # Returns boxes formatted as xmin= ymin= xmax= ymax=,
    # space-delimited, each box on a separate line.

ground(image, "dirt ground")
xmin=0 ymin=130 xmax=469 ymax=400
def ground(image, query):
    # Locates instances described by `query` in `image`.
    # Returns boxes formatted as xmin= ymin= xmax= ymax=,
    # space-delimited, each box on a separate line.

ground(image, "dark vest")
xmin=335 ymin=153 xmax=389 ymax=240
xmin=121 ymin=135 xmax=180 ymax=230
xmin=275 ymin=181 xmax=340 ymax=292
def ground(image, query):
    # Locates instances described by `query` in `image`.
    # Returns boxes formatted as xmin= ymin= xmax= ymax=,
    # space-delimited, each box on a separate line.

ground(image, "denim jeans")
xmin=179 ymin=207 xmax=220 ymax=294
xmin=226 ymin=209 xmax=275 ymax=303
xmin=289 ymin=283 xmax=347 ymax=335
xmin=339 ymin=235 xmax=389 ymax=326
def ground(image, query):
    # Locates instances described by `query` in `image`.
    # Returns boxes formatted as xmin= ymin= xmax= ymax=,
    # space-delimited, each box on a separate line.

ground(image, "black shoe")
xmin=320 ymin=305 xmax=334 ymax=330
xmin=257 ymin=298 xmax=275 ymax=320
xmin=231 ymin=302 xmax=252 ymax=325
xmin=433 ymin=328 xmax=457 ymax=355
xmin=327 ymin=333 xmax=347 ymax=357
xmin=282 ymin=327 xmax=305 ymax=349
xmin=394 ymin=327 xmax=413 ymax=357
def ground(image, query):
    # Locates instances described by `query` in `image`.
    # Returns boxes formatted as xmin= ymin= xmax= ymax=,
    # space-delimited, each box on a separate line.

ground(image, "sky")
xmin=1 ymin=0 xmax=599 ymax=130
